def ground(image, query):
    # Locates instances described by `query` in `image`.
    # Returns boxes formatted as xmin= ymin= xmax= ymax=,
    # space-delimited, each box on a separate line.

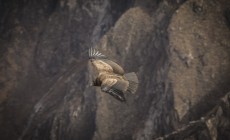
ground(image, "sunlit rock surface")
xmin=168 ymin=0 xmax=230 ymax=122
xmin=0 ymin=0 xmax=230 ymax=140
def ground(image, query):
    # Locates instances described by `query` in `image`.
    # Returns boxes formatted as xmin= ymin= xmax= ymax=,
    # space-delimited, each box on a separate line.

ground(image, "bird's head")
xmin=90 ymin=58 xmax=95 ymax=62
xmin=92 ymin=77 xmax=101 ymax=86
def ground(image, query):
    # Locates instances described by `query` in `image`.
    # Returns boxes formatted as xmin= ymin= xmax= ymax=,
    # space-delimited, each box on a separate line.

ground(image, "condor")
xmin=88 ymin=48 xmax=139 ymax=102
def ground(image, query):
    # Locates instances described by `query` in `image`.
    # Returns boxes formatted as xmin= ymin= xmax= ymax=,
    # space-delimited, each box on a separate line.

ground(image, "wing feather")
xmin=88 ymin=48 xmax=124 ymax=75
xmin=101 ymin=59 xmax=124 ymax=75
xmin=89 ymin=48 xmax=107 ymax=59
xmin=101 ymin=77 xmax=129 ymax=102
xmin=92 ymin=60 xmax=113 ymax=72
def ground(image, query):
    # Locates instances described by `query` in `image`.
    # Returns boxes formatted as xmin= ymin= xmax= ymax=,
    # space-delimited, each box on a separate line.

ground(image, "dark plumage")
xmin=88 ymin=48 xmax=139 ymax=102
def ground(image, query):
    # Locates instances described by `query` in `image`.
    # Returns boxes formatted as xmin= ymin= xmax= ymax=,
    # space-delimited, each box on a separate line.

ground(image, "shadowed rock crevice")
xmin=224 ymin=9 xmax=230 ymax=29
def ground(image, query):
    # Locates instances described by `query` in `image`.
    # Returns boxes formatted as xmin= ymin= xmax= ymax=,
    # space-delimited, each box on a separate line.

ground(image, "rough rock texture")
xmin=168 ymin=0 xmax=230 ymax=123
xmin=0 ymin=0 xmax=230 ymax=140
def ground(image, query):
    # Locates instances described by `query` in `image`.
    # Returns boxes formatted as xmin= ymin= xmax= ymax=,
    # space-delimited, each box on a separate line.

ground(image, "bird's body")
xmin=88 ymin=48 xmax=138 ymax=102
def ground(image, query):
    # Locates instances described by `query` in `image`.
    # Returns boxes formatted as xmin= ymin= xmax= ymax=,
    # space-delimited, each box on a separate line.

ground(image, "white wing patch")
xmin=103 ymin=78 xmax=118 ymax=87
xmin=93 ymin=60 xmax=113 ymax=72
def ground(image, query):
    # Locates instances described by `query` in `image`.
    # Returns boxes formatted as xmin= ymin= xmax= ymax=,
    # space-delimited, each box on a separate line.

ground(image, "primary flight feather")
xmin=88 ymin=48 xmax=139 ymax=102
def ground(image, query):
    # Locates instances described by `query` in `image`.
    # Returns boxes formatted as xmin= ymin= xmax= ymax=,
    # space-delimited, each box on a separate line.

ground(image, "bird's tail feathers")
xmin=124 ymin=72 xmax=139 ymax=94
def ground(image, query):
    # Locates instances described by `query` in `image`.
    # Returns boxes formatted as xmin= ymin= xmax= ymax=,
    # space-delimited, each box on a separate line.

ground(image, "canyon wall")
xmin=0 ymin=0 xmax=230 ymax=140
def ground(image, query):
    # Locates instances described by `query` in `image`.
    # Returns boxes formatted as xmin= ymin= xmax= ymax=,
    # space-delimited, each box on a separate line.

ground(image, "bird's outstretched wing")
xmin=101 ymin=78 xmax=129 ymax=102
xmin=88 ymin=48 xmax=124 ymax=75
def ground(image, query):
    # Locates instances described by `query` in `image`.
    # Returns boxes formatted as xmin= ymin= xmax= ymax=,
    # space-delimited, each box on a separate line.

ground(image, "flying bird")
xmin=88 ymin=48 xmax=139 ymax=102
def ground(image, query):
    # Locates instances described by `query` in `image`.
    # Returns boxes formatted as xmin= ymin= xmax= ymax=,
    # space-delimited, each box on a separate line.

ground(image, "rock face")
xmin=0 ymin=0 xmax=230 ymax=140
xmin=169 ymin=0 xmax=230 ymax=122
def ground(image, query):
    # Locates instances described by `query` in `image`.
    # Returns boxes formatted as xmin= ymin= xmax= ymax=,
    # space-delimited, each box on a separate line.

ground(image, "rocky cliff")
xmin=0 ymin=0 xmax=230 ymax=140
